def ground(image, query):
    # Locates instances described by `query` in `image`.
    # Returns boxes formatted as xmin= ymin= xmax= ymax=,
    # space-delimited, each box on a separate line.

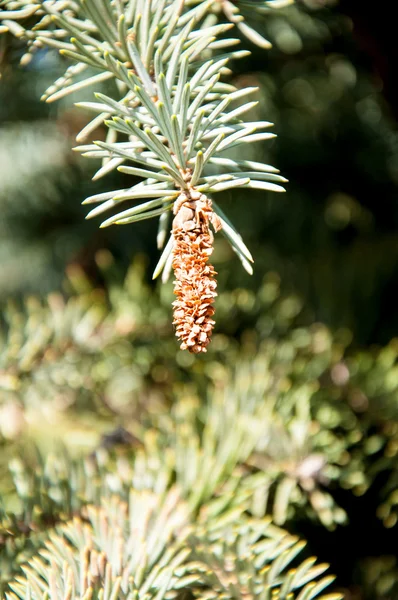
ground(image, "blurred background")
xmin=1 ymin=0 xmax=398 ymax=598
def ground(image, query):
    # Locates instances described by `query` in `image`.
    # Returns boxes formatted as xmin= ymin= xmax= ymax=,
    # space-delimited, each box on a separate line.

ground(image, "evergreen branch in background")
xmin=0 ymin=257 xmax=172 ymax=417
xmin=0 ymin=121 xmax=82 ymax=297
xmin=1 ymin=259 xmax=397 ymax=595
xmin=0 ymin=384 xmax=343 ymax=599
xmin=187 ymin=518 xmax=340 ymax=600
xmin=0 ymin=0 xmax=290 ymax=352
xmin=4 ymin=487 xmax=340 ymax=600
xmin=1 ymin=260 xmax=398 ymax=544
xmin=6 ymin=488 xmax=190 ymax=600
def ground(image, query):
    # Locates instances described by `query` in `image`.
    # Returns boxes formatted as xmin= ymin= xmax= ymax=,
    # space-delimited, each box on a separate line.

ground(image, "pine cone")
xmin=172 ymin=192 xmax=221 ymax=353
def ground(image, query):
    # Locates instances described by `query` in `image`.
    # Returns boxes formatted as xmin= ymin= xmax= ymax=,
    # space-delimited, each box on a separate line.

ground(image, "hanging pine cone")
xmin=172 ymin=191 xmax=222 ymax=353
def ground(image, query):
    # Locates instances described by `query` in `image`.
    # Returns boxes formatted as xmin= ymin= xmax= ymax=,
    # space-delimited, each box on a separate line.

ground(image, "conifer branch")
xmin=0 ymin=0 xmax=292 ymax=350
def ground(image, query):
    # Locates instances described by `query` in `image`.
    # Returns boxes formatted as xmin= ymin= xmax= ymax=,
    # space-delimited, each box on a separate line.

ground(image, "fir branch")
xmin=2 ymin=258 xmax=397 ymax=531
xmin=1 ymin=0 xmax=292 ymax=351
xmin=5 ymin=492 xmax=340 ymax=600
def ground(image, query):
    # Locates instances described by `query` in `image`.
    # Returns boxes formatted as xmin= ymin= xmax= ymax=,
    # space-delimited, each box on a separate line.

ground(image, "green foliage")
xmin=0 ymin=258 xmax=397 ymax=597
xmin=1 ymin=0 xmax=397 ymax=343
xmin=1 ymin=259 xmax=398 ymax=532
xmin=0 ymin=0 xmax=289 ymax=278
xmin=5 ymin=491 xmax=340 ymax=600
xmin=0 ymin=377 xmax=343 ymax=599
xmin=0 ymin=121 xmax=83 ymax=298
xmin=1 ymin=0 xmax=398 ymax=598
